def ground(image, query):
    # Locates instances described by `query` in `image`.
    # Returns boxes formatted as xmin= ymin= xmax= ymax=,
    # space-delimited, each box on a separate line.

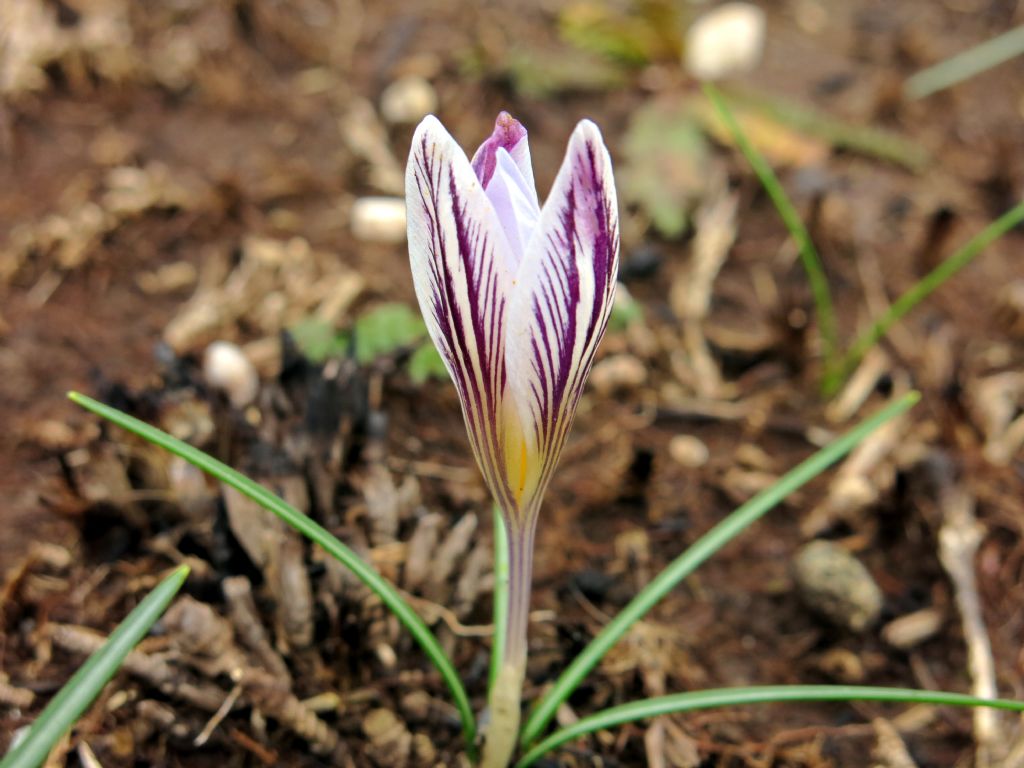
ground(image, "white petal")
xmin=505 ymin=120 xmax=620 ymax=491
xmin=405 ymin=115 xmax=520 ymax=512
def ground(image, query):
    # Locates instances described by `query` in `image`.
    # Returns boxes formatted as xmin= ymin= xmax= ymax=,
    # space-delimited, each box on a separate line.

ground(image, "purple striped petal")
xmin=504 ymin=120 xmax=619 ymax=511
xmin=471 ymin=112 xmax=538 ymax=208
xmin=406 ymin=115 xmax=520 ymax=513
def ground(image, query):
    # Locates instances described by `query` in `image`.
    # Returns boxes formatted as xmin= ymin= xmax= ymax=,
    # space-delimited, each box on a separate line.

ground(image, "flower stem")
xmin=503 ymin=520 xmax=535 ymax=667
xmin=489 ymin=504 xmax=510 ymax=694
xmin=481 ymin=659 xmax=526 ymax=768
xmin=482 ymin=516 xmax=536 ymax=767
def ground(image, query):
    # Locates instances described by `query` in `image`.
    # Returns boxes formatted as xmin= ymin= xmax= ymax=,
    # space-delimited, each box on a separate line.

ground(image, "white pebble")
xmin=350 ymin=197 xmax=407 ymax=243
xmin=203 ymin=341 xmax=259 ymax=408
xmin=685 ymin=2 xmax=766 ymax=80
xmin=380 ymin=75 xmax=438 ymax=125
xmin=589 ymin=354 xmax=647 ymax=395
xmin=669 ymin=434 xmax=710 ymax=468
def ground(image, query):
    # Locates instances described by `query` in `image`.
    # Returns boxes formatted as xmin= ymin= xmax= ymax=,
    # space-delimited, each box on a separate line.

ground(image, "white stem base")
xmin=481 ymin=661 xmax=525 ymax=768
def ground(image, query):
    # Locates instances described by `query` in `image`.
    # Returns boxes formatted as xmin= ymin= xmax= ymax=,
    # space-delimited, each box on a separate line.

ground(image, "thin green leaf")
xmin=702 ymin=82 xmax=840 ymax=386
xmin=720 ymin=88 xmax=929 ymax=171
xmin=407 ymin=343 xmax=449 ymax=384
xmin=489 ymin=504 xmax=510 ymax=694
xmin=520 ymin=392 xmax=920 ymax=746
xmin=517 ymin=685 xmax=1024 ymax=766
xmin=354 ymin=302 xmax=427 ymax=365
xmin=1 ymin=565 xmax=190 ymax=768
xmin=905 ymin=25 xmax=1024 ymax=100
xmin=288 ymin=317 xmax=350 ymax=363
xmin=833 ymin=201 xmax=1024 ymax=392
xmin=66 ymin=391 xmax=478 ymax=758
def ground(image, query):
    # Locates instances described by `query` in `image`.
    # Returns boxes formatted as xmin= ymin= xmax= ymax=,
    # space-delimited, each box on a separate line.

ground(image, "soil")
xmin=2 ymin=1 xmax=1024 ymax=766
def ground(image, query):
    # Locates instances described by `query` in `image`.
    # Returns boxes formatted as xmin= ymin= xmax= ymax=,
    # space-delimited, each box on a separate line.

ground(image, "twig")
xmin=672 ymin=184 xmax=738 ymax=399
xmin=222 ymin=576 xmax=291 ymax=683
xmin=194 ymin=683 xmax=243 ymax=747
xmin=937 ymin=484 xmax=1001 ymax=766
xmin=76 ymin=741 xmax=105 ymax=768
xmin=871 ymin=718 xmax=918 ymax=768
xmin=49 ymin=624 xmax=225 ymax=712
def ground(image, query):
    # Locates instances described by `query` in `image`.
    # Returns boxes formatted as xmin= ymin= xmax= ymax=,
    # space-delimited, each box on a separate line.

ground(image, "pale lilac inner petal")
xmin=471 ymin=111 xmax=528 ymax=187
xmin=484 ymin=148 xmax=541 ymax=275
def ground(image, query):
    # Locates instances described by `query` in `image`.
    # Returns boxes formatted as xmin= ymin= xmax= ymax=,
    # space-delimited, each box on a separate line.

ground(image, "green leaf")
xmin=354 ymin=303 xmax=428 ymax=365
xmin=559 ymin=1 xmax=682 ymax=65
xmin=710 ymin=87 xmax=928 ymax=171
xmin=66 ymin=392 xmax=478 ymax=758
xmin=703 ymin=83 xmax=839 ymax=389
xmin=502 ymin=47 xmax=627 ymax=98
xmin=288 ymin=317 xmax=350 ymax=363
xmin=905 ymin=25 xmax=1024 ymax=100
xmin=621 ymin=100 xmax=710 ymax=239
xmin=833 ymin=200 xmax=1024 ymax=392
xmin=0 ymin=565 xmax=190 ymax=768
xmin=406 ymin=343 xmax=449 ymax=384
xmin=517 ymin=685 xmax=1024 ymax=766
xmin=520 ymin=392 xmax=920 ymax=746
xmin=607 ymin=284 xmax=643 ymax=333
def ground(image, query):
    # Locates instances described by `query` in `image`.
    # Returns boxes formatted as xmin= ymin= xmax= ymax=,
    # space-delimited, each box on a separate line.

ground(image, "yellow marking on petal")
xmin=517 ymin=439 xmax=528 ymax=501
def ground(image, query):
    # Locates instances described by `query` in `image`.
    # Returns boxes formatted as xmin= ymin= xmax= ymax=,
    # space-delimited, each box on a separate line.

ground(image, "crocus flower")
xmin=406 ymin=111 xmax=618 ymax=765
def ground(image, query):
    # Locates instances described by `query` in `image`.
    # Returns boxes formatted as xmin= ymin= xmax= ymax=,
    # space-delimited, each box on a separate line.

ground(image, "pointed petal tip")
xmin=493 ymin=111 xmax=527 ymax=142
xmin=411 ymin=113 xmax=448 ymax=143
xmin=472 ymin=111 xmax=531 ymax=187
xmin=569 ymin=119 xmax=612 ymax=155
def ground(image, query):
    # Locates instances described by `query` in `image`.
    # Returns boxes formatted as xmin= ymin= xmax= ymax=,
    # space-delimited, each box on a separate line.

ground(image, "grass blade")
xmin=67 ymin=391 xmax=478 ymax=757
xmin=703 ymin=82 xmax=839 ymax=380
xmin=906 ymin=25 xmax=1024 ymax=100
xmin=520 ymin=391 xmax=919 ymax=746
xmin=834 ymin=201 xmax=1024 ymax=390
xmin=516 ymin=684 xmax=1024 ymax=766
xmin=489 ymin=504 xmax=510 ymax=694
xmin=0 ymin=565 xmax=190 ymax=768
xmin=720 ymin=88 xmax=929 ymax=171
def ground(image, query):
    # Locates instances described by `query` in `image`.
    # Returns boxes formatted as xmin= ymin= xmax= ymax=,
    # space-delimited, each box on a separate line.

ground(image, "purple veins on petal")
xmin=503 ymin=119 xmax=620 ymax=515
xmin=404 ymin=115 xmax=519 ymax=516
xmin=406 ymin=112 xmax=617 ymax=530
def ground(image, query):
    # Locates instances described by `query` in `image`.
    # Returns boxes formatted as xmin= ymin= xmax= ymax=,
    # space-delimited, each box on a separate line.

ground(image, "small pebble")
xmin=380 ymin=75 xmax=438 ymax=125
xmin=881 ymin=608 xmax=944 ymax=650
xmin=136 ymin=260 xmax=197 ymax=295
xmin=815 ymin=647 xmax=865 ymax=683
xmin=589 ymin=353 xmax=647 ymax=394
xmin=411 ymin=733 xmax=436 ymax=763
xmin=668 ymin=434 xmax=709 ymax=468
xmin=399 ymin=690 xmax=432 ymax=722
xmin=685 ymin=2 xmax=766 ymax=80
xmin=203 ymin=341 xmax=259 ymax=408
xmin=362 ymin=708 xmax=412 ymax=767
xmin=793 ymin=540 xmax=883 ymax=632
xmin=350 ymin=197 xmax=407 ymax=243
